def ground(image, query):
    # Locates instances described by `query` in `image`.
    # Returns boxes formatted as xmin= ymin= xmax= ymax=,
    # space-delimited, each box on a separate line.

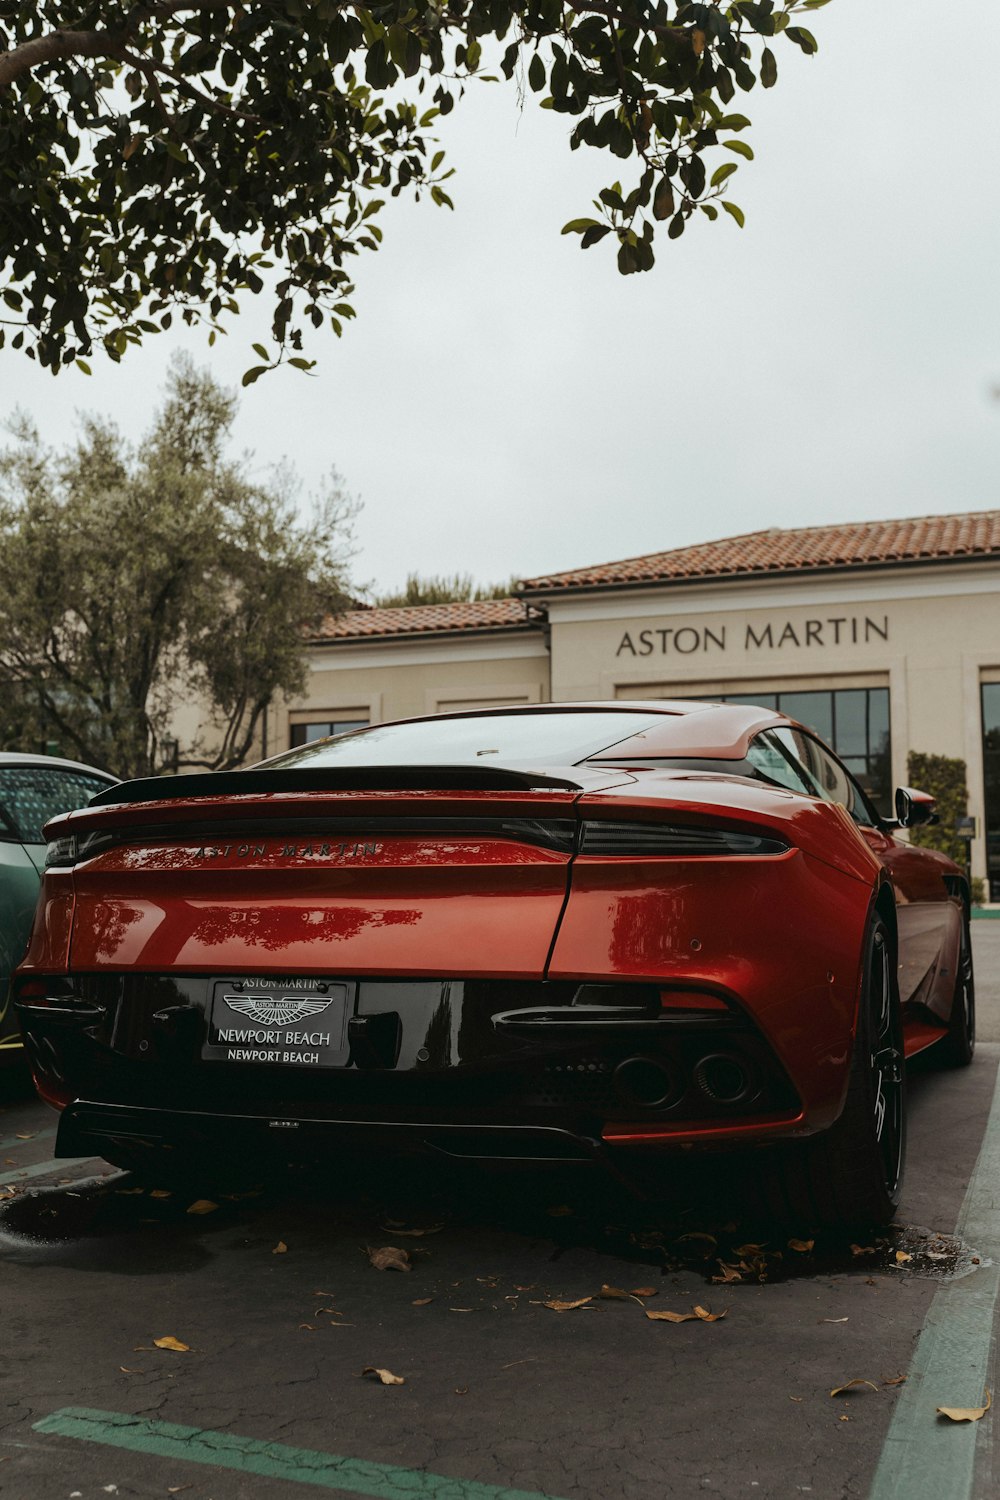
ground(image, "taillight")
xmin=44 ymin=830 xmax=116 ymax=868
xmin=579 ymin=821 xmax=788 ymax=856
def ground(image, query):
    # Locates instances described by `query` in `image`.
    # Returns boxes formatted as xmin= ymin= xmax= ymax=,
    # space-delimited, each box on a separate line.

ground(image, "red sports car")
xmin=14 ymin=703 xmax=973 ymax=1228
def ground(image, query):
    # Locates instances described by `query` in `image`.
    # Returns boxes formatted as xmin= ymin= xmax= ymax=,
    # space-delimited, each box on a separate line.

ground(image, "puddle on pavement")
xmin=0 ymin=1156 xmax=985 ymax=1288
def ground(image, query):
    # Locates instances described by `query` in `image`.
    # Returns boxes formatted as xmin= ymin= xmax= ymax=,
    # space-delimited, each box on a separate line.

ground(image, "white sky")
xmin=2 ymin=0 xmax=999 ymax=597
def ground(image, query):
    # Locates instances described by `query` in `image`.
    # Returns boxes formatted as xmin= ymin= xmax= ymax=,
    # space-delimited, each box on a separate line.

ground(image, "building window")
xmin=981 ymin=685 xmax=1000 ymax=900
xmin=710 ymin=687 xmax=892 ymax=816
xmin=289 ymin=718 xmax=369 ymax=748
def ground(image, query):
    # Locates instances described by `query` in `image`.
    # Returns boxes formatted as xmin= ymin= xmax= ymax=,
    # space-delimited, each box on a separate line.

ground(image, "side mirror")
xmin=895 ymin=786 xmax=938 ymax=828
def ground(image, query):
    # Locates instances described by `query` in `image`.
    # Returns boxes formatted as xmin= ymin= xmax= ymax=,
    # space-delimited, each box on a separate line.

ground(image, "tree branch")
xmin=0 ymin=29 xmax=126 ymax=89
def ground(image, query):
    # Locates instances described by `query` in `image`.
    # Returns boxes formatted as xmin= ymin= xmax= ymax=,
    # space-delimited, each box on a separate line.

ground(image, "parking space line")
xmin=33 ymin=1408 xmax=567 ymax=1500
xmin=1 ymin=1155 xmax=93 ymax=1188
xmin=0 ymin=1127 xmax=56 ymax=1152
xmin=869 ymin=1061 xmax=1000 ymax=1500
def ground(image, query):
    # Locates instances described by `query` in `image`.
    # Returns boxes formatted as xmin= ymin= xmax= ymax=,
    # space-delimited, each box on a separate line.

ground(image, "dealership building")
xmin=271 ymin=511 xmax=1000 ymax=895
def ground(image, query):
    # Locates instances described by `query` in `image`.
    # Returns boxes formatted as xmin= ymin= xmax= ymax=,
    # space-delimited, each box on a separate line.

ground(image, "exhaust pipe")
xmin=693 ymin=1052 xmax=757 ymax=1105
xmin=613 ymin=1056 xmax=678 ymax=1109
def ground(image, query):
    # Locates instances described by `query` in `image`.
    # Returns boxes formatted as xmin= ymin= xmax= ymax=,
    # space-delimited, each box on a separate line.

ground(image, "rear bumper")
xmin=56 ymin=1100 xmax=611 ymax=1165
xmin=55 ymin=1098 xmax=809 ymax=1171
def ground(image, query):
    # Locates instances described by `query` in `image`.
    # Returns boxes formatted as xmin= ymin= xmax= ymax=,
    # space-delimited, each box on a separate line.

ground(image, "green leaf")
xmin=721 ymin=200 xmax=745 ymax=227
xmin=561 ymin=217 xmax=602 ymax=234
xmin=724 ymin=139 xmax=754 ymax=159
xmin=760 ymin=47 xmax=777 ymax=88
xmin=580 ymin=224 xmax=612 ymax=248
xmin=252 ymin=343 xmax=269 ymax=359
xmin=74 ymin=358 xmax=92 ymax=374
xmin=528 ymin=52 xmax=545 ymax=92
xmin=241 ymin=365 xmax=269 ymax=386
xmin=466 ymin=38 xmax=481 ymax=71
xmin=652 ymin=177 xmax=674 ymax=221
xmin=710 ymin=162 xmax=737 ymax=188
xmin=785 ymin=25 xmax=819 ymax=53
xmin=700 ymin=203 xmax=718 ymax=220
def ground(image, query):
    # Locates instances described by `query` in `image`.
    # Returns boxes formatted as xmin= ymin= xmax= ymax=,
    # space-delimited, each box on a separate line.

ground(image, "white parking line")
xmin=869 ymin=1060 xmax=1000 ymax=1499
xmin=1 ymin=1156 xmax=95 ymax=1189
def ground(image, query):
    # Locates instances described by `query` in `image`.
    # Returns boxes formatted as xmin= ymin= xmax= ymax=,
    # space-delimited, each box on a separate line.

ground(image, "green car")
xmin=0 ymin=753 xmax=116 ymax=1067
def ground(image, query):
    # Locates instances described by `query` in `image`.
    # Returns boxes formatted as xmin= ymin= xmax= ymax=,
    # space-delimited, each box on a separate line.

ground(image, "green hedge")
xmin=906 ymin=751 xmax=969 ymax=866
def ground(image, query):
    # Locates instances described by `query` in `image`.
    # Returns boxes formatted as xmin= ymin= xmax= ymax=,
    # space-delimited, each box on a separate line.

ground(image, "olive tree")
xmin=0 ymin=356 xmax=354 ymax=777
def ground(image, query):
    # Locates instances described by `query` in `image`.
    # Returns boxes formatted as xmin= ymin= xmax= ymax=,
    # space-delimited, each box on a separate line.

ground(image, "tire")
xmin=756 ymin=915 xmax=906 ymax=1231
xmin=937 ymin=909 xmax=975 ymax=1068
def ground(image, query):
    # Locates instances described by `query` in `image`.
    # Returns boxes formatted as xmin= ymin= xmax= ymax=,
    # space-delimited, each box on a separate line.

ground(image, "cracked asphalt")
xmin=2 ymin=926 xmax=1000 ymax=1500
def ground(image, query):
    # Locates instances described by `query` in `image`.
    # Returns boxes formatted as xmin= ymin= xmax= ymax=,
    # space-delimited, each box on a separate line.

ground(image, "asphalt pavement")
xmin=1 ymin=932 xmax=999 ymax=1500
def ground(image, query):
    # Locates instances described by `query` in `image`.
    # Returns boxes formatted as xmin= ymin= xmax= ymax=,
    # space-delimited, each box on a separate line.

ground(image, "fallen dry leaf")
xmin=789 ymin=1396 xmax=803 ymax=1403
xmin=153 ymin=1337 xmax=191 ymax=1353
xmin=788 ymin=1239 xmax=815 ymax=1253
xmin=937 ymin=1390 xmax=991 ymax=1423
xmin=361 ymin=1366 xmax=405 ymax=1386
xmin=830 ymin=1379 xmax=879 ymax=1397
xmin=541 ymin=1297 xmax=593 ymax=1312
xmin=694 ymin=1306 xmax=727 ymax=1322
xmin=646 ymin=1309 xmax=698 ymax=1323
xmin=449 ymin=1307 xmax=476 ymax=1313
xmin=712 ymin=1262 xmax=742 ymax=1285
xmin=547 ymin=1205 xmax=573 ymax=1217
xmin=677 ymin=1232 xmax=718 ymax=1252
xmin=366 ymin=1246 xmax=411 ymax=1272
xmin=733 ymin=1242 xmax=766 ymax=1256
xmin=850 ymin=1244 xmax=875 ymax=1257
xmin=149 ymin=1189 xmax=172 ymax=1199
xmin=272 ymin=1241 xmax=288 ymax=1255
xmin=630 ymin=1286 xmax=658 ymax=1298
xmin=454 ymin=1387 xmax=469 ymax=1395
xmin=116 ymin=1187 xmax=145 ymax=1196
xmin=821 ymin=1318 xmax=849 ymax=1324
xmin=882 ymin=1375 xmax=907 ymax=1387
xmin=894 ymin=1250 xmax=912 ymax=1264
xmin=299 ymin=1324 xmax=315 ymax=1331
xmin=119 ymin=1366 xmax=143 ymax=1374
xmin=378 ymin=1223 xmax=444 ymax=1237
xmin=598 ymin=1285 xmax=630 ymax=1300
xmin=412 ymin=1298 xmax=434 ymax=1306
xmin=185 ymin=1199 xmax=218 ymax=1216
xmin=167 ymin=1487 xmax=192 ymax=1495
xmin=14 ymin=1132 xmax=34 ymax=1140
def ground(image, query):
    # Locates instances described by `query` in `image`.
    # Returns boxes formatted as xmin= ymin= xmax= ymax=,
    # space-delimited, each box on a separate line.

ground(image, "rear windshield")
xmin=263 ymin=711 xmax=667 ymax=770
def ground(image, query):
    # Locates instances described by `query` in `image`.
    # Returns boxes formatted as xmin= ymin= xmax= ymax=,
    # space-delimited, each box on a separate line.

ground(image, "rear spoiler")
xmin=87 ymin=764 xmax=586 ymax=808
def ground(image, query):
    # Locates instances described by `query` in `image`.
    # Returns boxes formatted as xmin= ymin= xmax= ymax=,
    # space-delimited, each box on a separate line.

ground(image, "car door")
xmin=765 ymin=726 xmax=960 ymax=1015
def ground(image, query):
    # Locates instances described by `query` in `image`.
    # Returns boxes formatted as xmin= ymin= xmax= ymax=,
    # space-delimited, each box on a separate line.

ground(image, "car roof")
xmin=0 ymin=750 xmax=117 ymax=780
xmin=434 ymin=700 xmax=782 ymax=753
xmin=332 ymin=700 xmax=789 ymax=761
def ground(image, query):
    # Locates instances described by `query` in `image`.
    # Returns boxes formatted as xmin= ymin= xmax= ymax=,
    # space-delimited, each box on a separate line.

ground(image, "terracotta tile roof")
xmin=519 ymin=510 xmax=1000 ymax=594
xmin=313 ymin=597 xmax=538 ymax=641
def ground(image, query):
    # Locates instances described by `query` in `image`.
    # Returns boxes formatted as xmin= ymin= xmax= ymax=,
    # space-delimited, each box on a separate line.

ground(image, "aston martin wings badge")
xmin=223 ymin=994 xmax=335 ymax=1027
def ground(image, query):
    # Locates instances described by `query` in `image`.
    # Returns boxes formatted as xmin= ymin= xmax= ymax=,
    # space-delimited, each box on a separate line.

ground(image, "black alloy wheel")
xmin=754 ymin=915 xmax=906 ymax=1230
xmin=939 ymin=911 xmax=976 ymax=1068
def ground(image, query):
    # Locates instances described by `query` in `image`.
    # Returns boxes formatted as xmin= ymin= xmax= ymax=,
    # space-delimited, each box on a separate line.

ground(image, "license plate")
xmin=202 ymin=978 xmax=352 ymax=1068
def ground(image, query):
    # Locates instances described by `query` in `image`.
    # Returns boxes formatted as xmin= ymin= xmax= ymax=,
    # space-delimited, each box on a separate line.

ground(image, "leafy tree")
xmin=0 ymin=0 xmax=829 ymax=376
xmin=0 ymin=356 xmax=354 ymax=778
xmin=906 ymin=751 xmax=970 ymax=869
xmin=375 ymin=571 xmax=515 ymax=606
